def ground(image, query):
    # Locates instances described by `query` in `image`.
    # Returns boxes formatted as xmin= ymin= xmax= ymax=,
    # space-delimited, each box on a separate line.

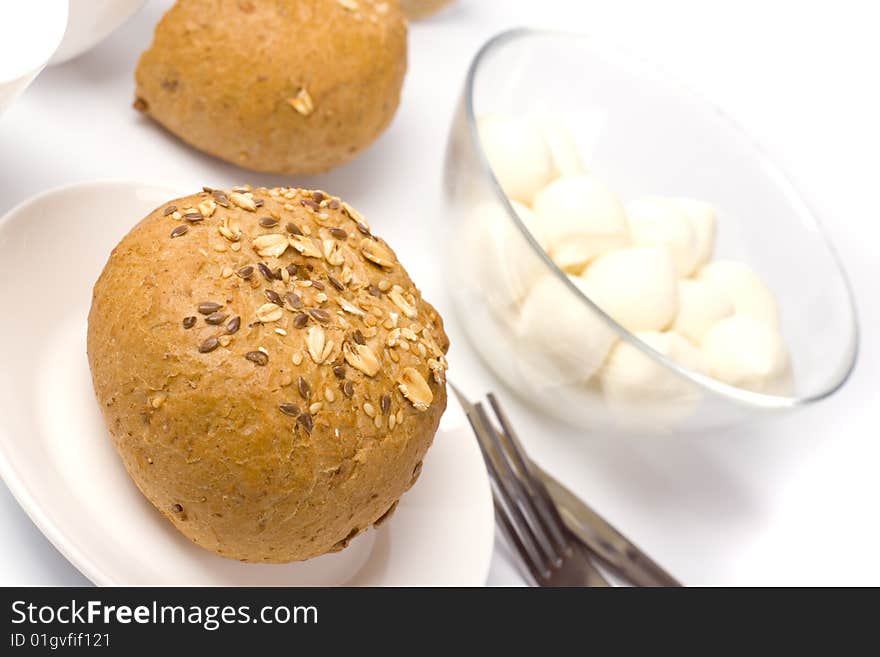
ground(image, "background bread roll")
xmin=134 ymin=0 xmax=407 ymax=174
xmin=400 ymin=0 xmax=454 ymax=20
xmin=88 ymin=186 xmax=449 ymax=563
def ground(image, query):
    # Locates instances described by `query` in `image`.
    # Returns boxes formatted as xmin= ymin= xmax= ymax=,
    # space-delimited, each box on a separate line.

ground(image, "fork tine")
xmin=464 ymin=409 xmax=550 ymax=577
xmin=487 ymin=393 xmax=570 ymax=552
xmin=493 ymin=494 xmax=542 ymax=586
xmin=474 ymin=401 xmax=563 ymax=568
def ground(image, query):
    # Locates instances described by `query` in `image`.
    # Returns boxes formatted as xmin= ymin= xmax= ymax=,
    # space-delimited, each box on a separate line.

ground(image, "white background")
xmin=1 ymin=0 xmax=878 ymax=586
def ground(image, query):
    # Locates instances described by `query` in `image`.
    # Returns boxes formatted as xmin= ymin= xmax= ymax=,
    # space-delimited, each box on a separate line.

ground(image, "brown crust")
xmin=87 ymin=185 xmax=448 ymax=562
xmin=134 ymin=0 xmax=408 ymax=174
xmin=400 ymin=0 xmax=453 ymax=20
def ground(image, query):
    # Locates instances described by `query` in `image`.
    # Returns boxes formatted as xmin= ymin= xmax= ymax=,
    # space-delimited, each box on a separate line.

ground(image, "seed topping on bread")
xmin=165 ymin=186 xmax=448 ymax=435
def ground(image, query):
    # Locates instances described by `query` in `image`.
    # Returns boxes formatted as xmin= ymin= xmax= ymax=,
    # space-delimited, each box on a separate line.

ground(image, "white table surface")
xmin=1 ymin=0 xmax=878 ymax=587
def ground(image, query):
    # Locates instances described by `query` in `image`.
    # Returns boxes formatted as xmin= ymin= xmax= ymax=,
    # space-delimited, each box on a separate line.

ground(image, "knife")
xmin=536 ymin=465 xmax=682 ymax=587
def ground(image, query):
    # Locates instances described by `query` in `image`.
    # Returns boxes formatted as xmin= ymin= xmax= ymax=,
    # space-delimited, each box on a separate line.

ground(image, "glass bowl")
xmin=443 ymin=29 xmax=859 ymax=433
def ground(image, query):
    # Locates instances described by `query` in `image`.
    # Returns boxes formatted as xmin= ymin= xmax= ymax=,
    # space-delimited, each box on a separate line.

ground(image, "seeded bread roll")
xmin=400 ymin=0 xmax=454 ymax=19
xmin=134 ymin=0 xmax=407 ymax=175
xmin=87 ymin=186 xmax=449 ymax=563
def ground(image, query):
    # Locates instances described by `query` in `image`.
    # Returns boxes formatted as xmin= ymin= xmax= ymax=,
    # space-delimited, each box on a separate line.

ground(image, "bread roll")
xmin=400 ymin=0 xmax=454 ymax=19
xmin=87 ymin=185 xmax=449 ymax=563
xmin=134 ymin=0 xmax=407 ymax=174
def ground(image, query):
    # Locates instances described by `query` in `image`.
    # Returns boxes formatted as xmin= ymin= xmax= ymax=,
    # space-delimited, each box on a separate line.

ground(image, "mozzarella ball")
xmin=464 ymin=200 xmax=549 ymax=310
xmin=675 ymin=198 xmax=717 ymax=269
xmin=517 ymin=274 xmax=618 ymax=384
xmin=600 ymin=331 xmax=706 ymax=429
xmin=701 ymin=316 xmax=790 ymax=393
xmin=581 ymin=246 xmax=679 ymax=332
xmin=532 ymin=174 xmax=630 ymax=272
xmin=698 ymin=261 xmax=780 ymax=328
xmin=539 ymin=120 xmax=586 ymax=177
xmin=673 ymin=279 xmax=734 ymax=344
xmin=626 ymin=197 xmax=700 ymax=276
xmin=478 ymin=114 xmax=555 ymax=204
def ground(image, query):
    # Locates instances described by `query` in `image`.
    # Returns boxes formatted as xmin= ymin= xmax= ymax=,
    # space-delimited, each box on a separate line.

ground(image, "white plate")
xmin=0 ymin=180 xmax=494 ymax=586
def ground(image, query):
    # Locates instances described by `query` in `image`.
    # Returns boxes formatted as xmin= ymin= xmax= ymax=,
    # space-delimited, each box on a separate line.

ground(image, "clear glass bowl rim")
xmin=460 ymin=27 xmax=860 ymax=410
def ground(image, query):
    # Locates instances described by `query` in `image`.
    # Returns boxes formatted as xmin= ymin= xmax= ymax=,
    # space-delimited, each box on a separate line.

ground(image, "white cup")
xmin=0 ymin=1 xmax=68 ymax=114
xmin=50 ymin=0 xmax=148 ymax=65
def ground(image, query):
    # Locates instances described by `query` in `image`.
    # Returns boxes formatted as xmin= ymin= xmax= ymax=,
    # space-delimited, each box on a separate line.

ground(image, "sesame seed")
xmin=199 ymin=337 xmax=219 ymax=353
xmin=309 ymin=308 xmax=330 ymax=323
xmin=298 ymin=376 xmax=311 ymax=400
xmin=342 ymin=380 xmax=355 ymax=398
xmin=245 ymin=350 xmax=268 ymax=366
xmin=285 ymin=292 xmax=303 ymax=310
xmin=257 ymin=263 xmax=274 ymax=281
xmin=212 ymin=190 xmax=230 ymax=207
xmin=298 ymin=413 xmax=314 ymax=433
xmin=279 ymin=402 xmax=300 ymax=417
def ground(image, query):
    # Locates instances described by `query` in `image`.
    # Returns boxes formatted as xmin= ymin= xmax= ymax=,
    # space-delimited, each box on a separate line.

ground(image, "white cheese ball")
xmin=478 ymin=113 xmax=555 ymax=205
xmin=600 ymin=331 xmax=706 ymax=429
xmin=626 ymin=197 xmax=700 ymax=276
xmin=675 ymin=198 xmax=717 ymax=270
xmin=517 ymin=274 xmax=618 ymax=384
xmin=673 ymin=279 xmax=734 ymax=345
xmin=532 ymin=174 xmax=630 ymax=273
xmin=464 ymin=200 xmax=549 ymax=310
xmin=698 ymin=261 xmax=780 ymax=329
xmin=539 ymin=120 xmax=586 ymax=177
xmin=701 ymin=316 xmax=790 ymax=393
xmin=581 ymin=246 xmax=679 ymax=332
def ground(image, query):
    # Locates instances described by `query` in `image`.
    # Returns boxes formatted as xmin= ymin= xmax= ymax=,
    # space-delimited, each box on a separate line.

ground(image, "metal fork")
xmin=451 ymin=384 xmax=609 ymax=586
